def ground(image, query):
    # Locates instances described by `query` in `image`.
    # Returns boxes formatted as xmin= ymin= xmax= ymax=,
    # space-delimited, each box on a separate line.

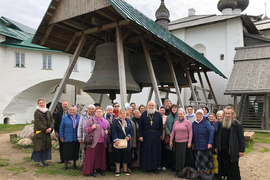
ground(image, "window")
xmin=42 ymin=54 xmax=52 ymax=69
xmin=76 ymin=87 xmax=82 ymax=95
xmin=15 ymin=52 xmax=25 ymax=67
xmin=220 ymin=54 xmax=224 ymax=60
xmin=69 ymin=56 xmax=78 ymax=71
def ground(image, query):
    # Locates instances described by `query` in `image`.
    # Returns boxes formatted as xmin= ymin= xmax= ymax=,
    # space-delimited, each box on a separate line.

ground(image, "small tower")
xmin=233 ymin=0 xmax=249 ymax=14
xmin=217 ymin=0 xmax=237 ymax=15
xmin=155 ymin=0 xmax=170 ymax=31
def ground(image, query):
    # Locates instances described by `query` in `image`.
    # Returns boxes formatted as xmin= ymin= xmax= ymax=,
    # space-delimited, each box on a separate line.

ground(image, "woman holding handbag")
xmin=111 ymin=109 xmax=133 ymax=177
xmin=82 ymin=107 xmax=110 ymax=177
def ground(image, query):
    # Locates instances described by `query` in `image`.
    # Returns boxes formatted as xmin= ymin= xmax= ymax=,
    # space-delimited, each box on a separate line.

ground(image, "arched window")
xmin=193 ymin=44 xmax=206 ymax=57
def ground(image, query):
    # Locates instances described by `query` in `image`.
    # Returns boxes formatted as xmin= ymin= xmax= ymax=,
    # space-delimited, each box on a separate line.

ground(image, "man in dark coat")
xmin=215 ymin=106 xmax=245 ymax=180
xmin=139 ymin=101 xmax=163 ymax=174
xmin=54 ymin=101 xmax=69 ymax=164
xmin=164 ymin=99 xmax=172 ymax=115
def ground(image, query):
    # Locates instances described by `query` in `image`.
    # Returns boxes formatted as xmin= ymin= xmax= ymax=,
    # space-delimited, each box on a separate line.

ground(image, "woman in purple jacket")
xmin=82 ymin=107 xmax=110 ymax=177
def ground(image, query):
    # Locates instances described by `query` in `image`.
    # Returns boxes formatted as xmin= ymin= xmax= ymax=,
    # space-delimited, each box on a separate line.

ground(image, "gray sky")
xmin=0 ymin=0 xmax=269 ymax=30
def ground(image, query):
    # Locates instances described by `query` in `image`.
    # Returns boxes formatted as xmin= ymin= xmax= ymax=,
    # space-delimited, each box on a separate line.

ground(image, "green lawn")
xmin=245 ymin=132 xmax=270 ymax=154
xmin=0 ymin=124 xmax=26 ymax=133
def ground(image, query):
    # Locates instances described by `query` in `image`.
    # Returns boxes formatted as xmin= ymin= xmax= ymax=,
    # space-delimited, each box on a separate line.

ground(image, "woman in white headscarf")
xmin=185 ymin=105 xmax=196 ymax=123
xmin=31 ymin=99 xmax=54 ymax=167
xmin=77 ymin=104 xmax=95 ymax=166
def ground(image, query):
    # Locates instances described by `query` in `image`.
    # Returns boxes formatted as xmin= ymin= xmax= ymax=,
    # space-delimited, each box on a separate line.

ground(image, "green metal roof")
xmin=0 ymin=16 xmax=60 ymax=52
xmin=107 ymin=0 xmax=227 ymax=79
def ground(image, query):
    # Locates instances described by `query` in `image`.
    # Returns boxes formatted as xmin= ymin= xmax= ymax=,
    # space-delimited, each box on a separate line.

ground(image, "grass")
xmin=260 ymin=148 xmax=270 ymax=153
xmin=35 ymin=163 xmax=83 ymax=176
xmin=0 ymin=158 xmax=10 ymax=167
xmin=6 ymin=166 xmax=28 ymax=175
xmin=245 ymin=132 xmax=270 ymax=154
xmin=0 ymin=124 xmax=26 ymax=133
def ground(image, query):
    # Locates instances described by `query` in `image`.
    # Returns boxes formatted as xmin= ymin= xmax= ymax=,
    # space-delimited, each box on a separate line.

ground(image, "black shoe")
xmin=100 ymin=170 xmax=106 ymax=176
xmin=170 ymin=169 xmax=175 ymax=173
xmin=58 ymin=160 xmax=64 ymax=164
xmin=73 ymin=165 xmax=77 ymax=170
xmin=42 ymin=161 xmax=49 ymax=166
xmin=92 ymin=169 xmax=97 ymax=177
xmin=154 ymin=169 xmax=160 ymax=174
xmin=37 ymin=162 xmax=45 ymax=167
xmin=63 ymin=166 xmax=68 ymax=170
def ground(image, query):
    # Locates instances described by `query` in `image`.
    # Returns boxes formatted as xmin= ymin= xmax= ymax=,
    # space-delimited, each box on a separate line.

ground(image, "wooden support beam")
xmin=204 ymin=71 xmax=218 ymax=105
xmin=123 ymin=30 xmax=133 ymax=42
xmin=116 ymin=26 xmax=128 ymax=108
xmin=65 ymin=34 xmax=77 ymax=52
xmin=76 ymin=20 xmax=130 ymax=37
xmin=166 ymin=52 xmax=183 ymax=108
xmin=96 ymin=10 xmax=118 ymax=22
xmin=41 ymin=25 xmax=54 ymax=45
xmin=196 ymin=68 xmax=208 ymax=104
xmin=234 ymin=95 xmax=237 ymax=114
xmin=141 ymin=39 xmax=162 ymax=107
xmin=49 ymin=34 xmax=87 ymax=113
xmin=85 ymin=40 xmax=97 ymax=57
xmin=185 ymin=66 xmax=198 ymax=110
xmin=98 ymin=94 xmax=104 ymax=105
xmin=147 ymin=87 xmax=154 ymax=104
xmin=265 ymin=93 xmax=269 ymax=130
xmin=127 ymin=94 xmax=132 ymax=103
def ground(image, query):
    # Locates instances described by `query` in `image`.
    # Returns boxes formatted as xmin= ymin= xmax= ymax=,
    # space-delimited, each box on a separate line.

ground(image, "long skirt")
xmin=31 ymin=148 xmax=51 ymax=162
xmin=78 ymin=143 xmax=87 ymax=166
xmin=175 ymin=142 xmax=195 ymax=171
xmin=83 ymin=143 xmax=106 ymax=175
xmin=62 ymin=141 xmax=80 ymax=161
xmin=111 ymin=149 xmax=132 ymax=164
xmin=195 ymin=150 xmax=213 ymax=172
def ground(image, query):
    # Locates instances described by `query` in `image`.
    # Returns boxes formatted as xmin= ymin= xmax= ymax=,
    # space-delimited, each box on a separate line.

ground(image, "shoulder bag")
xmin=84 ymin=118 xmax=95 ymax=145
xmin=113 ymin=120 xmax=128 ymax=149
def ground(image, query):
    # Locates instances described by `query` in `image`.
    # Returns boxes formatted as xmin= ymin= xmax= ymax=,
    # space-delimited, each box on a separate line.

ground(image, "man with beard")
xmin=139 ymin=101 xmax=163 ymax=174
xmin=164 ymin=99 xmax=172 ymax=115
xmin=54 ymin=101 xmax=69 ymax=164
xmin=215 ymin=106 xmax=245 ymax=180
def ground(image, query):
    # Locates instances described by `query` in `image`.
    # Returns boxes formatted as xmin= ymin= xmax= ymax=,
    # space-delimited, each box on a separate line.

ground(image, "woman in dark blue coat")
xmin=59 ymin=105 xmax=81 ymax=170
xmin=192 ymin=109 xmax=213 ymax=175
xmin=111 ymin=109 xmax=133 ymax=177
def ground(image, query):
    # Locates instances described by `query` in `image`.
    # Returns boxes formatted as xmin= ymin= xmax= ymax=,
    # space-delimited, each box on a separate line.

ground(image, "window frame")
xmin=42 ymin=54 xmax=52 ymax=70
xmin=14 ymin=52 xmax=26 ymax=68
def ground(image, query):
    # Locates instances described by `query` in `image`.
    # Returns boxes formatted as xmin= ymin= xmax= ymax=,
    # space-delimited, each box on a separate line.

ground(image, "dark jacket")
xmin=54 ymin=109 xmax=68 ymax=134
xmin=192 ymin=118 xmax=213 ymax=151
xmin=33 ymin=110 xmax=54 ymax=151
xmin=216 ymin=120 xmax=245 ymax=162
xmin=59 ymin=114 xmax=80 ymax=142
xmin=112 ymin=118 xmax=133 ymax=151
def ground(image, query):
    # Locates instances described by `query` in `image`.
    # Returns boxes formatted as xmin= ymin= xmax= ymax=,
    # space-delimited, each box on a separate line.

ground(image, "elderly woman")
xmin=170 ymin=108 xmax=193 ymax=176
xmin=59 ymin=105 xmax=81 ymax=170
xmin=185 ymin=105 xmax=196 ymax=123
xmin=112 ymin=109 xmax=133 ymax=177
xmin=77 ymin=104 xmax=95 ymax=166
xmin=213 ymin=110 xmax=223 ymax=151
xmin=165 ymin=104 xmax=178 ymax=173
xmin=31 ymin=99 xmax=54 ymax=167
xmin=159 ymin=106 xmax=167 ymax=170
xmin=82 ymin=107 xmax=109 ymax=176
xmin=138 ymin=104 xmax=146 ymax=114
xmin=192 ymin=109 xmax=214 ymax=175
xmin=104 ymin=105 xmax=115 ymax=125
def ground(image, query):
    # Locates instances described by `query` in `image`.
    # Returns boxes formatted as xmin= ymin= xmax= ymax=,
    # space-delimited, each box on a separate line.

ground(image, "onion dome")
xmin=217 ymin=0 xmax=237 ymax=12
xmin=155 ymin=0 xmax=170 ymax=21
xmin=235 ymin=0 xmax=249 ymax=11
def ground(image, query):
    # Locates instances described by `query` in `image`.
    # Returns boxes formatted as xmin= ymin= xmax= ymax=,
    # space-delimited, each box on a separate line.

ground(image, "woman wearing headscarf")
xmin=192 ymin=109 xmax=214 ymax=176
xmin=31 ymin=99 xmax=54 ymax=167
xmin=59 ymin=105 xmax=81 ymax=170
xmin=185 ymin=105 xmax=196 ymax=123
xmin=202 ymin=106 xmax=210 ymax=121
xmin=77 ymin=104 xmax=95 ymax=166
xmin=159 ymin=106 xmax=168 ymax=170
xmin=165 ymin=104 xmax=178 ymax=173
xmin=104 ymin=105 xmax=115 ymax=171
xmin=170 ymin=108 xmax=194 ymax=176
xmin=83 ymin=107 xmax=110 ymax=176
xmin=111 ymin=109 xmax=133 ymax=177
xmin=113 ymin=102 xmax=120 ymax=118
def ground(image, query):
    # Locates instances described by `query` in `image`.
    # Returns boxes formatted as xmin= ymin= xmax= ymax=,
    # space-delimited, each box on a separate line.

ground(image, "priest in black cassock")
xmin=139 ymin=101 xmax=163 ymax=174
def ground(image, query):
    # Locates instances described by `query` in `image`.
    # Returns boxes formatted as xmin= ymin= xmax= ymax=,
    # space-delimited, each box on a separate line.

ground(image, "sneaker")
xmin=115 ymin=172 xmax=120 ymax=177
xmin=100 ymin=170 xmax=106 ymax=176
xmin=162 ymin=167 xmax=166 ymax=170
xmin=124 ymin=171 xmax=130 ymax=176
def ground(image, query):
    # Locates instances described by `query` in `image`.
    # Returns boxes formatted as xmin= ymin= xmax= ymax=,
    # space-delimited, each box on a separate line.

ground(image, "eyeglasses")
xmin=114 ymin=106 xmax=119 ymax=107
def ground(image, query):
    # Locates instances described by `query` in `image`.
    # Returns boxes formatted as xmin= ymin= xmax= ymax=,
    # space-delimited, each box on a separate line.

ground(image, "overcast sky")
xmin=0 ymin=0 xmax=269 ymax=30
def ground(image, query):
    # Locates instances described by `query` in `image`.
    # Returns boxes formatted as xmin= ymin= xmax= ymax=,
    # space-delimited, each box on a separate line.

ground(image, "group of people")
xmin=31 ymin=99 xmax=245 ymax=180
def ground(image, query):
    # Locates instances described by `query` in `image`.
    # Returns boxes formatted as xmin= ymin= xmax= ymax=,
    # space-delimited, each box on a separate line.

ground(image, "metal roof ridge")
xmin=169 ymin=14 xmax=217 ymax=25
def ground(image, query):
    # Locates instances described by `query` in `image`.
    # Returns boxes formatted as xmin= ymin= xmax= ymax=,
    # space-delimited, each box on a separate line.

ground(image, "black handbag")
xmin=84 ymin=118 xmax=95 ymax=145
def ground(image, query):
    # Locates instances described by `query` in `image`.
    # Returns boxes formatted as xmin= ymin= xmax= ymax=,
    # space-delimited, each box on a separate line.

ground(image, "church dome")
xmin=217 ymin=0 xmax=237 ymax=12
xmin=235 ymin=0 xmax=249 ymax=11
xmin=155 ymin=0 xmax=170 ymax=20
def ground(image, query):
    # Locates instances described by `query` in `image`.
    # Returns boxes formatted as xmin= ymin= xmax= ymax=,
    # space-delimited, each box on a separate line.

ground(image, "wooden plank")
xmin=204 ymin=71 xmax=218 ymax=105
xmin=147 ymin=87 xmax=154 ymax=104
xmin=96 ymin=9 xmax=118 ymax=22
xmin=141 ymin=39 xmax=162 ymax=107
xmin=85 ymin=40 xmax=97 ymax=57
xmin=65 ymin=33 xmax=77 ymax=52
xmin=265 ymin=93 xmax=269 ymax=130
xmin=40 ymin=25 xmax=54 ymax=45
xmin=185 ymin=66 xmax=198 ymax=110
xmin=196 ymin=67 xmax=208 ymax=103
xmin=116 ymin=25 xmax=128 ymax=108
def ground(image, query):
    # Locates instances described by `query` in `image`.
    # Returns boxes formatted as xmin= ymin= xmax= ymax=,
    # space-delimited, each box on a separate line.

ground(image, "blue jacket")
xmin=112 ymin=118 xmax=133 ymax=151
xmin=59 ymin=114 xmax=80 ymax=142
xmin=192 ymin=118 xmax=213 ymax=151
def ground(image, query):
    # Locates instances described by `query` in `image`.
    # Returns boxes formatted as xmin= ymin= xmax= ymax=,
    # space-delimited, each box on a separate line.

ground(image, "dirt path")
xmin=0 ymin=130 xmax=269 ymax=180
